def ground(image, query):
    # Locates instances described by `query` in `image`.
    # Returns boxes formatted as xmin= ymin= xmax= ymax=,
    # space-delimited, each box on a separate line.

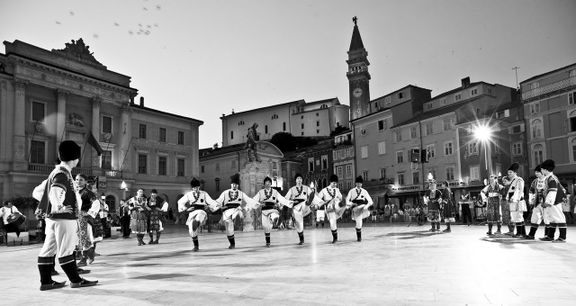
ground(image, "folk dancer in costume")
xmin=285 ymin=173 xmax=314 ymax=244
xmin=539 ymin=159 xmax=568 ymax=243
xmin=75 ymin=174 xmax=100 ymax=267
xmin=458 ymin=194 xmax=473 ymax=226
xmin=525 ymin=166 xmax=547 ymax=240
xmin=253 ymin=177 xmax=292 ymax=247
xmin=36 ymin=140 xmax=97 ymax=290
xmin=440 ymin=181 xmax=456 ymax=233
xmin=147 ymin=189 xmax=168 ymax=244
xmin=312 ymin=174 xmax=345 ymax=243
xmin=423 ymin=180 xmax=443 ymax=232
xmin=480 ymin=175 xmax=505 ymax=236
xmin=177 ymin=178 xmax=219 ymax=251
xmin=505 ymin=163 xmax=527 ymax=238
xmin=345 ymin=176 xmax=374 ymax=242
xmin=128 ymin=189 xmax=149 ymax=246
xmin=215 ymin=173 xmax=260 ymax=249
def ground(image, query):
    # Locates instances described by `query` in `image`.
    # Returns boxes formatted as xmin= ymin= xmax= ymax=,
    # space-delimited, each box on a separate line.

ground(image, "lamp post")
xmin=120 ymin=180 xmax=127 ymax=202
xmin=473 ymin=123 xmax=494 ymax=179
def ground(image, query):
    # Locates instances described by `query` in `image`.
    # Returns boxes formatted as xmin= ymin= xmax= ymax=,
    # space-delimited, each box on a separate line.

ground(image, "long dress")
xmin=441 ymin=188 xmax=456 ymax=223
xmin=129 ymin=196 xmax=149 ymax=234
xmin=425 ymin=189 xmax=443 ymax=222
xmin=482 ymin=184 xmax=504 ymax=224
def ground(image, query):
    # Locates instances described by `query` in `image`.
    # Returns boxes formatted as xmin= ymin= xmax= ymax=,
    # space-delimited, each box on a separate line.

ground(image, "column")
xmin=118 ymin=103 xmax=132 ymax=173
xmin=91 ymin=97 xmax=101 ymax=170
xmin=56 ymin=89 xmax=68 ymax=146
xmin=12 ymin=79 xmax=27 ymax=171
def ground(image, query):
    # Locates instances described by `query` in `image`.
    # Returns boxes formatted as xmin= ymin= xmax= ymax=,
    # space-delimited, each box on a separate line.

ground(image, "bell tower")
xmin=347 ymin=16 xmax=371 ymax=120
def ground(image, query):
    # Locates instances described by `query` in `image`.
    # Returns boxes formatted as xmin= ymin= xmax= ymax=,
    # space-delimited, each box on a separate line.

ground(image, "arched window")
xmin=238 ymin=121 xmax=245 ymax=126
xmin=533 ymin=144 xmax=544 ymax=166
xmin=271 ymin=114 xmax=278 ymax=120
xmin=531 ymin=119 xmax=543 ymax=139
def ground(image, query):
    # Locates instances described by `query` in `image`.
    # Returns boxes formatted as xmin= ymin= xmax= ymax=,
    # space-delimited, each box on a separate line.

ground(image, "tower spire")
xmin=346 ymin=17 xmax=370 ymax=120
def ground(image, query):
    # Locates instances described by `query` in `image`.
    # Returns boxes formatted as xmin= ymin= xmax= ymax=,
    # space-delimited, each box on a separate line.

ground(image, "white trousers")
xmin=544 ymin=204 xmax=566 ymax=224
xmin=316 ymin=210 xmax=325 ymax=222
xmin=39 ymin=218 xmax=79 ymax=259
xmin=187 ymin=210 xmax=208 ymax=238
xmin=351 ymin=205 xmax=371 ymax=229
xmin=292 ymin=203 xmax=310 ymax=232
xmin=222 ymin=207 xmax=243 ymax=236
xmin=530 ymin=205 xmax=547 ymax=225
xmin=261 ymin=209 xmax=279 ymax=233
xmin=509 ymin=201 xmax=526 ymax=223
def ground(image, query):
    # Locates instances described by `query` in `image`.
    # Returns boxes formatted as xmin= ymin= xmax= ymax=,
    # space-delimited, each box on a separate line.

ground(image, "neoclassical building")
xmin=0 ymin=39 xmax=203 ymax=213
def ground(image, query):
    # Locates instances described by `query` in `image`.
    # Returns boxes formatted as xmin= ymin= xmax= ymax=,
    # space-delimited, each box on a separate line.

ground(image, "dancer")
xmin=75 ymin=174 xmax=99 ymax=267
xmin=253 ymin=177 xmax=292 ymax=247
xmin=505 ymin=163 xmax=527 ymax=238
xmin=345 ymin=176 xmax=373 ymax=242
xmin=525 ymin=166 xmax=547 ymax=239
xmin=480 ymin=175 xmax=505 ymax=236
xmin=128 ymin=189 xmax=149 ymax=246
xmin=458 ymin=194 xmax=473 ymax=226
xmin=423 ymin=180 xmax=443 ymax=232
xmin=440 ymin=181 xmax=456 ymax=233
xmin=312 ymin=175 xmax=344 ymax=243
xmin=147 ymin=189 xmax=168 ymax=244
xmin=215 ymin=173 xmax=259 ymax=249
xmin=177 ymin=178 xmax=219 ymax=251
xmin=540 ymin=159 xmax=567 ymax=242
xmin=285 ymin=173 xmax=314 ymax=244
xmin=36 ymin=140 xmax=97 ymax=290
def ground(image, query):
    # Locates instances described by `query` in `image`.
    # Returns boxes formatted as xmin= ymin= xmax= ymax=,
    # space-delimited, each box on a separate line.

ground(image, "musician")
xmin=36 ymin=140 xmax=97 ymax=290
xmin=146 ymin=189 xmax=168 ymax=244
xmin=0 ymin=200 xmax=23 ymax=237
xmin=177 ymin=178 xmax=219 ymax=251
xmin=312 ymin=174 xmax=344 ymax=243
xmin=540 ymin=159 xmax=567 ymax=242
xmin=345 ymin=176 xmax=374 ymax=242
xmin=423 ymin=179 xmax=443 ymax=232
xmin=505 ymin=163 xmax=527 ymax=238
xmin=480 ymin=175 xmax=505 ymax=236
xmin=215 ymin=173 xmax=259 ymax=249
xmin=128 ymin=189 xmax=149 ymax=246
xmin=285 ymin=173 xmax=313 ymax=245
xmin=253 ymin=177 xmax=292 ymax=247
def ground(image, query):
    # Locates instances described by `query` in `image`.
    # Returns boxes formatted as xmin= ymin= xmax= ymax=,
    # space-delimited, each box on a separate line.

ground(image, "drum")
xmin=7 ymin=212 xmax=26 ymax=226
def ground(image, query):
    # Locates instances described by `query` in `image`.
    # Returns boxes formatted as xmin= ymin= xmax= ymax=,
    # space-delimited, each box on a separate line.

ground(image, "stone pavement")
xmin=1 ymin=223 xmax=575 ymax=305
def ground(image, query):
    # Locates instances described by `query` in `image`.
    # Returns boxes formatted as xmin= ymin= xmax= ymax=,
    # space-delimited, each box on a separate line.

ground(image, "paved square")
xmin=1 ymin=224 xmax=575 ymax=305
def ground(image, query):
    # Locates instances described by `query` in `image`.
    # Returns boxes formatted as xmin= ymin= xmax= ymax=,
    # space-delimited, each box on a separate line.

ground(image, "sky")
xmin=1 ymin=0 xmax=575 ymax=148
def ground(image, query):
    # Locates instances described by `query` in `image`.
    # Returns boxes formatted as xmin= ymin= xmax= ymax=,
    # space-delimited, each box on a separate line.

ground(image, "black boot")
xmin=298 ymin=231 xmax=304 ymax=245
xmin=514 ymin=223 xmax=524 ymax=238
xmin=87 ymin=247 xmax=95 ymax=265
xmin=77 ymin=251 xmax=88 ymax=267
xmin=227 ymin=235 xmax=235 ymax=249
xmin=443 ymin=223 xmax=451 ymax=233
xmin=38 ymin=256 xmax=66 ymax=291
xmin=496 ymin=223 xmax=502 ymax=234
xmin=526 ymin=226 xmax=537 ymax=239
xmin=155 ymin=232 xmax=161 ymax=244
xmin=356 ymin=228 xmax=362 ymax=242
xmin=265 ymin=233 xmax=271 ymax=247
xmin=487 ymin=224 xmax=493 ymax=236
xmin=555 ymin=226 xmax=567 ymax=243
xmin=331 ymin=230 xmax=338 ymax=243
xmin=430 ymin=223 xmax=436 ymax=232
xmin=505 ymin=224 xmax=514 ymax=236
xmin=59 ymin=255 xmax=83 ymax=284
xmin=192 ymin=237 xmax=199 ymax=251
xmin=137 ymin=234 xmax=146 ymax=246
xmin=148 ymin=233 xmax=154 ymax=244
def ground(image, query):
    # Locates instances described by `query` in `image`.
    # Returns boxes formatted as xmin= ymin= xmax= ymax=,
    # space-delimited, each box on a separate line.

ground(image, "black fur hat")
xmin=541 ymin=159 xmax=555 ymax=172
xmin=294 ymin=173 xmax=303 ymax=181
xmin=534 ymin=165 xmax=542 ymax=173
xmin=230 ymin=173 xmax=240 ymax=185
xmin=507 ymin=162 xmax=520 ymax=173
xmin=58 ymin=140 xmax=81 ymax=162
xmin=190 ymin=178 xmax=200 ymax=188
xmin=263 ymin=176 xmax=272 ymax=184
xmin=329 ymin=174 xmax=338 ymax=183
xmin=355 ymin=176 xmax=364 ymax=184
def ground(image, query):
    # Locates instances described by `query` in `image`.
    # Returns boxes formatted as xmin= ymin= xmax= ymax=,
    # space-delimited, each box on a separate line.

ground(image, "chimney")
xmin=461 ymin=77 xmax=470 ymax=88
xmin=139 ymin=96 xmax=144 ymax=107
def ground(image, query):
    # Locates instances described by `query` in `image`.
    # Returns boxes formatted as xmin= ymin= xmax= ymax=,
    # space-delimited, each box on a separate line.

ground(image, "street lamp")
xmin=120 ymin=180 xmax=127 ymax=201
xmin=473 ymin=122 xmax=494 ymax=179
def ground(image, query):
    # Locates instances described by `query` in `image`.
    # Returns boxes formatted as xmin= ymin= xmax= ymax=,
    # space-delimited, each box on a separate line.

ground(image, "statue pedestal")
xmin=239 ymin=161 xmax=272 ymax=232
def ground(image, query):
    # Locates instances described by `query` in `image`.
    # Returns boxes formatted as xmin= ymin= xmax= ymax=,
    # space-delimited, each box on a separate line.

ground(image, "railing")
xmin=522 ymin=76 xmax=576 ymax=100
xmin=28 ymin=164 xmax=93 ymax=176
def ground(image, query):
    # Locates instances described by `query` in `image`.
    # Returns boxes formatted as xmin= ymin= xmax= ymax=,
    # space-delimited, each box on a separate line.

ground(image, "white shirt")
xmin=178 ymin=190 xmax=219 ymax=213
xmin=0 ymin=206 xmax=21 ymax=224
xmin=345 ymin=187 xmax=374 ymax=208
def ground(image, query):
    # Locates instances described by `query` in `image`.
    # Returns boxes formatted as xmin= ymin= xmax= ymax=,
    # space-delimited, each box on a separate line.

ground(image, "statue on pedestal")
xmin=245 ymin=123 xmax=261 ymax=162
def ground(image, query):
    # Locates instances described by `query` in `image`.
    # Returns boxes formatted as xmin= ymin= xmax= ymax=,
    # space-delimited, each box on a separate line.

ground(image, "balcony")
xmin=28 ymin=163 xmax=94 ymax=176
xmin=522 ymin=76 xmax=576 ymax=101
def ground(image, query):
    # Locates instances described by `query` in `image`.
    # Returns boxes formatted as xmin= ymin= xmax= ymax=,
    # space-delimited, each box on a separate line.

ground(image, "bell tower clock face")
xmin=353 ymin=87 xmax=363 ymax=98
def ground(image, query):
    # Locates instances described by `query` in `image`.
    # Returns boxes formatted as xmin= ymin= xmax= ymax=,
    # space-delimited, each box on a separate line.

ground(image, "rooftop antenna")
xmin=512 ymin=66 xmax=520 ymax=89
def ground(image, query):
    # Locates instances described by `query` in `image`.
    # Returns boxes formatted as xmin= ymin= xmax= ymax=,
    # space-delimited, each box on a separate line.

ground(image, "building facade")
xmin=333 ymin=129 xmax=355 ymax=194
xmin=0 ymin=39 xmax=203 ymax=213
xmin=521 ymin=63 xmax=576 ymax=195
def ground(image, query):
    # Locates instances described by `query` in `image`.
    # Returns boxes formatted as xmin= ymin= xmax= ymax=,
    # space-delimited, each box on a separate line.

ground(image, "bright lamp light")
xmin=473 ymin=124 xmax=493 ymax=142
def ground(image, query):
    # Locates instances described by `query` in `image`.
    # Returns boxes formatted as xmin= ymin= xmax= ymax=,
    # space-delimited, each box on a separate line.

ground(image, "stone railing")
xmin=522 ymin=76 xmax=576 ymax=100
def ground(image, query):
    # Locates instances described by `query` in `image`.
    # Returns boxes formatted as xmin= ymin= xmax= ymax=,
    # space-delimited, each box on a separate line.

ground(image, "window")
xmin=396 ymin=151 xmax=404 ymax=164
xmin=455 ymin=94 xmax=461 ymax=101
xmin=446 ymin=167 xmax=455 ymax=181
xmin=283 ymin=122 xmax=286 ymax=131
xmin=265 ymin=125 xmax=268 ymax=134
xmin=362 ymin=170 xmax=369 ymax=182
xmin=398 ymin=173 xmax=405 ymax=185
xmin=443 ymin=118 xmax=455 ymax=131
xmin=238 ymin=121 xmax=245 ymax=126
xmin=444 ymin=142 xmax=453 ymax=156
xmin=31 ymin=101 xmax=45 ymax=122
xmin=316 ymin=121 xmax=320 ymax=127
xmin=177 ymin=158 xmax=185 ymax=176
xmin=178 ymin=131 xmax=184 ymax=145
xmin=471 ymin=89 xmax=478 ymax=96
xmin=470 ymin=166 xmax=480 ymax=181
xmin=426 ymin=144 xmax=436 ymax=158
xmin=378 ymin=120 xmax=386 ymax=131
xmin=101 ymin=150 xmax=112 ymax=170
xmin=425 ymin=122 xmax=433 ymax=135
xmin=530 ymin=102 xmax=540 ymax=114
xmin=159 ymin=128 xmax=166 ymax=142
xmin=201 ymin=165 xmax=205 ymax=173
xmin=139 ymin=124 xmax=147 ymax=139
xmin=30 ymin=140 xmax=45 ymax=164
xmin=361 ymin=146 xmax=368 ymax=159
xmin=496 ymin=109 xmax=510 ymax=119
xmin=412 ymin=172 xmax=419 ymax=185
xmin=380 ymin=168 xmax=386 ymax=179
xmin=468 ymin=142 xmax=479 ymax=156
xmin=571 ymin=138 xmax=576 ymax=162
xmin=317 ymin=129 xmax=320 ymax=134
xmin=378 ymin=142 xmax=386 ymax=155
xmin=570 ymin=113 xmax=576 ymax=132
xmin=512 ymin=125 xmax=521 ymax=134
xmin=345 ymin=164 xmax=352 ymax=178
xmin=138 ymin=154 xmax=147 ymax=174
xmin=533 ymin=144 xmax=544 ymax=165
xmin=215 ymin=163 xmax=220 ymax=172
xmin=337 ymin=166 xmax=343 ymax=180
xmin=410 ymin=126 xmax=417 ymax=139
xmin=272 ymin=114 xmax=278 ymax=119
xmin=531 ymin=119 xmax=543 ymax=139
xmin=531 ymin=82 xmax=540 ymax=90
xmin=301 ymin=123 xmax=304 ymax=129
xmin=569 ymin=92 xmax=576 ymax=105
xmin=395 ymin=130 xmax=402 ymax=142
xmin=215 ymin=178 xmax=220 ymax=192
xmin=512 ymin=142 xmax=523 ymax=156
xmin=321 ymin=155 xmax=328 ymax=170
xmin=158 ymin=156 xmax=167 ymax=175
xmin=102 ymin=116 xmax=112 ymax=134
xmin=308 ymin=158 xmax=314 ymax=172
xmin=230 ymin=131 xmax=234 ymax=140
xmin=398 ymin=92 xmax=404 ymax=99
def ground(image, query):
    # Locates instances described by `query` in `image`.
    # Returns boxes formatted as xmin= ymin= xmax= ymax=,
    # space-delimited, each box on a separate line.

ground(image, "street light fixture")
xmin=473 ymin=122 xmax=494 ymax=178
